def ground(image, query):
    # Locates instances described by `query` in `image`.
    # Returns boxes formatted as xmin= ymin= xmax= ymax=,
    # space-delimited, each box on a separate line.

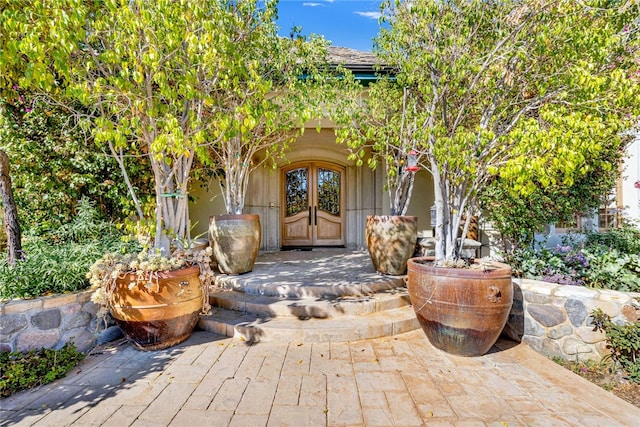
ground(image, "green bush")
xmin=0 ymin=343 xmax=86 ymax=398
xmin=585 ymin=227 xmax=640 ymax=254
xmin=591 ymin=309 xmax=640 ymax=384
xmin=506 ymin=227 xmax=640 ymax=292
xmin=0 ymin=97 xmax=153 ymax=234
xmin=0 ymin=199 xmax=139 ymax=300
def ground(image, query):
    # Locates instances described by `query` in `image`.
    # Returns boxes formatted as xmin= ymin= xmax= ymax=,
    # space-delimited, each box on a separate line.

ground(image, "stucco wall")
xmin=621 ymin=137 xmax=639 ymax=222
xmin=188 ymin=128 xmax=435 ymax=250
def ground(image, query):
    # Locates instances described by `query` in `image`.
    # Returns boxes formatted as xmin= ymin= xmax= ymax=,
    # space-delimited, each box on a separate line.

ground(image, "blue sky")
xmin=276 ymin=0 xmax=383 ymax=52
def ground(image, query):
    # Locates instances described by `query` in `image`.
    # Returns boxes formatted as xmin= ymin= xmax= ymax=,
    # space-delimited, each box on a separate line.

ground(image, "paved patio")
xmin=2 ymin=249 xmax=640 ymax=426
xmin=2 ymin=328 xmax=639 ymax=426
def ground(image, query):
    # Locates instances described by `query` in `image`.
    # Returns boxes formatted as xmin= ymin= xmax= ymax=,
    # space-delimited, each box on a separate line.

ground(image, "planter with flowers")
xmin=376 ymin=0 xmax=637 ymax=355
xmin=89 ymin=247 xmax=214 ymax=351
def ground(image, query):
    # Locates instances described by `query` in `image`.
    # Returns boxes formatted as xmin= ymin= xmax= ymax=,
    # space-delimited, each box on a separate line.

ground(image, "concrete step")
xmin=197 ymin=304 xmax=420 ymax=343
xmin=200 ymin=276 xmax=420 ymax=343
xmin=208 ymin=288 xmax=412 ymax=319
xmin=214 ymin=273 xmax=404 ymax=298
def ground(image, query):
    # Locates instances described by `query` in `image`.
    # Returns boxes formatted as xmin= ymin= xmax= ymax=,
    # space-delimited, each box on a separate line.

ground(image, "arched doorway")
xmin=281 ymin=161 xmax=345 ymax=247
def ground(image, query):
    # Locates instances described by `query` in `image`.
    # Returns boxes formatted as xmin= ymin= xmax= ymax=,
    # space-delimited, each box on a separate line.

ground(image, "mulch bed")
xmin=555 ymin=359 xmax=640 ymax=408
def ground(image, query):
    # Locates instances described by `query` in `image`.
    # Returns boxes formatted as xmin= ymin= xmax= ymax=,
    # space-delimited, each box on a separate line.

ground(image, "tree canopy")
xmin=335 ymin=77 xmax=422 ymax=216
xmin=1 ymin=0 xmax=342 ymax=253
xmin=375 ymin=0 xmax=639 ymax=260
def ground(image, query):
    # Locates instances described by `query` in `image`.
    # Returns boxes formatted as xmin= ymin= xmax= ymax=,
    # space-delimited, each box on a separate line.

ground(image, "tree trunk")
xmin=0 ymin=150 xmax=22 ymax=265
xmin=431 ymin=160 xmax=447 ymax=260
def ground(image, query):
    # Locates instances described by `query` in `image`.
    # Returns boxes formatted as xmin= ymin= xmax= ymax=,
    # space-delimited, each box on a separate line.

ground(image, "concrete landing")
xmin=214 ymin=249 xmax=404 ymax=298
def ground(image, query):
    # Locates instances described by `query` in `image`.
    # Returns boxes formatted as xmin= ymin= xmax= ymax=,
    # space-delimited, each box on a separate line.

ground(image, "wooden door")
xmin=281 ymin=162 xmax=345 ymax=247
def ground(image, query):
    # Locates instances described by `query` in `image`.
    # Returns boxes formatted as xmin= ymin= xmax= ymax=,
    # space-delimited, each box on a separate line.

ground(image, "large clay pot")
xmin=109 ymin=266 xmax=204 ymax=351
xmin=209 ymin=214 xmax=261 ymax=274
xmin=406 ymin=257 xmax=513 ymax=356
xmin=365 ymin=215 xmax=417 ymax=275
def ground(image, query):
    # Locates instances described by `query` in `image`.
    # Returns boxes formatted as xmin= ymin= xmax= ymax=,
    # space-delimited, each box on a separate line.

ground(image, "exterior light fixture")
xmin=406 ymin=150 xmax=419 ymax=172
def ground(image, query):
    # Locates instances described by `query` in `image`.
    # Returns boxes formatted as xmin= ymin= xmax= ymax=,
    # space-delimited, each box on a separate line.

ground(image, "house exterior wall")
xmin=621 ymin=137 xmax=639 ymax=224
xmin=189 ymin=126 xmax=434 ymax=250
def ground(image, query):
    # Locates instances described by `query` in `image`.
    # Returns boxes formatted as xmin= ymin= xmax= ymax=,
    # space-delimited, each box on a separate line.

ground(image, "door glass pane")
xmin=285 ymin=168 xmax=308 ymax=217
xmin=318 ymin=168 xmax=340 ymax=216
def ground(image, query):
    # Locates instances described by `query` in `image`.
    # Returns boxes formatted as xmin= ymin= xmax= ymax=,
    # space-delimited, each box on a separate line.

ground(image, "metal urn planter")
xmin=209 ymin=214 xmax=261 ymax=274
xmin=406 ymin=257 xmax=513 ymax=356
xmin=365 ymin=215 xmax=418 ymax=275
xmin=109 ymin=266 xmax=204 ymax=351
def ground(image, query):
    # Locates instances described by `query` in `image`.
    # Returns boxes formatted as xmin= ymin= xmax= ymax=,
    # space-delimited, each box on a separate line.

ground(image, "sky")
xmin=276 ymin=0 xmax=383 ymax=52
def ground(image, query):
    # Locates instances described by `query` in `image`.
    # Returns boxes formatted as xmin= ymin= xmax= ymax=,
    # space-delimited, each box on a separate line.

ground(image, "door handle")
xmin=314 ymin=206 xmax=317 ymax=226
xmin=309 ymin=206 xmax=312 ymax=225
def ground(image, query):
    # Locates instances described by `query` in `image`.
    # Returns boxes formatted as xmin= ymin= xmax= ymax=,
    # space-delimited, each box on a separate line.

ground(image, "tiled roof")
xmin=327 ymin=46 xmax=378 ymax=66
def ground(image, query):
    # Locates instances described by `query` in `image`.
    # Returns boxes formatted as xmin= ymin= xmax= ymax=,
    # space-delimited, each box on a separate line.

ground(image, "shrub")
xmin=506 ymin=227 xmax=640 ymax=292
xmin=0 ymin=97 xmax=153 ymax=234
xmin=584 ymin=249 xmax=640 ymax=292
xmin=0 ymin=199 xmax=139 ymax=300
xmin=591 ymin=309 xmax=640 ymax=384
xmin=586 ymin=227 xmax=640 ymax=254
xmin=0 ymin=343 xmax=85 ymax=398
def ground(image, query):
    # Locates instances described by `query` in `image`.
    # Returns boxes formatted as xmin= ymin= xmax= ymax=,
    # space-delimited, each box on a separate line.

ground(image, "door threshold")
xmin=280 ymin=245 xmax=346 ymax=251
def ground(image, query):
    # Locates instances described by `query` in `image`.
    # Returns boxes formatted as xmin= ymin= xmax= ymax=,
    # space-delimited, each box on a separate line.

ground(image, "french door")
xmin=281 ymin=162 xmax=345 ymax=247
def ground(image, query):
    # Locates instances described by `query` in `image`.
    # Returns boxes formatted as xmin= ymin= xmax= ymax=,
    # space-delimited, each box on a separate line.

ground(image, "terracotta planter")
xmin=406 ymin=257 xmax=513 ymax=356
xmin=365 ymin=215 xmax=417 ymax=275
xmin=109 ymin=266 xmax=203 ymax=351
xmin=209 ymin=214 xmax=261 ymax=274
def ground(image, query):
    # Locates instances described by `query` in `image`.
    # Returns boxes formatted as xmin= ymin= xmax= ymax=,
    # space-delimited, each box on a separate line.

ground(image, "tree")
xmin=376 ymin=0 xmax=640 ymax=260
xmin=1 ymin=0 xmax=334 ymax=254
xmin=197 ymin=13 xmax=344 ymax=215
xmin=336 ymin=77 xmax=423 ymax=216
xmin=0 ymin=149 xmax=22 ymax=265
xmin=480 ymin=138 xmax=623 ymax=251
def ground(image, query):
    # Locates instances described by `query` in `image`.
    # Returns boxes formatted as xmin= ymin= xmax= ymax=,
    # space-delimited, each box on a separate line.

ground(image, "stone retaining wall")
xmin=0 ymin=291 xmax=120 ymax=353
xmin=2 ymin=279 xmax=639 ymax=362
xmin=504 ymin=278 xmax=640 ymax=362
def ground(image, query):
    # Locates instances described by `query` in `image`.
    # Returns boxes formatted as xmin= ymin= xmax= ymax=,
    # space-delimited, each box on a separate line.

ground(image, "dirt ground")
xmin=555 ymin=359 xmax=640 ymax=408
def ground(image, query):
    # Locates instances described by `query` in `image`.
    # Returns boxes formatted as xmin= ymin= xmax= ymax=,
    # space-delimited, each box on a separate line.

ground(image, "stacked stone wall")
xmin=0 ymin=291 xmax=119 ymax=353
xmin=504 ymin=278 xmax=640 ymax=362
xmin=3 ymin=278 xmax=639 ymax=363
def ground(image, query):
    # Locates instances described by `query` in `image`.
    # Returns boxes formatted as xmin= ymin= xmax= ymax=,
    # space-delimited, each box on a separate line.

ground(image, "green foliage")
xmin=1 ymin=0 xmax=343 ymax=251
xmin=0 ymin=199 xmax=139 ymax=300
xmin=334 ymin=77 xmax=421 ymax=216
xmin=507 ymin=227 xmax=640 ymax=292
xmin=584 ymin=250 xmax=640 ymax=293
xmin=374 ymin=0 xmax=640 ymax=260
xmin=586 ymin=227 xmax=640 ymax=254
xmin=0 ymin=342 xmax=85 ymax=398
xmin=591 ymin=309 xmax=640 ymax=384
xmin=0 ymin=98 xmax=153 ymax=234
xmin=480 ymin=133 xmax=623 ymax=250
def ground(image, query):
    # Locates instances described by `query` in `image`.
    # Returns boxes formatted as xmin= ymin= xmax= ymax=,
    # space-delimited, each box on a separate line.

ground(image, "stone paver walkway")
xmin=2 ymin=329 xmax=639 ymax=426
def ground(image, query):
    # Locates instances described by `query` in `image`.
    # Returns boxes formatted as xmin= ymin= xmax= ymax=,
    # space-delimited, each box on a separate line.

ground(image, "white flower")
xmin=91 ymin=288 xmax=105 ymax=304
